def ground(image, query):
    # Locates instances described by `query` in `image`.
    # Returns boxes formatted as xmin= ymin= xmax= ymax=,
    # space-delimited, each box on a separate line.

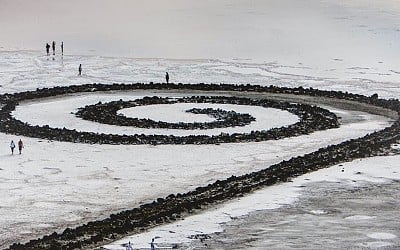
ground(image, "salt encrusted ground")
xmin=182 ymin=177 xmax=400 ymax=249
xmin=13 ymin=94 xmax=299 ymax=136
xmin=104 ymin=155 xmax=400 ymax=249
xmin=0 ymin=51 xmax=399 ymax=249
xmin=1 ymin=0 xmax=400 ymax=249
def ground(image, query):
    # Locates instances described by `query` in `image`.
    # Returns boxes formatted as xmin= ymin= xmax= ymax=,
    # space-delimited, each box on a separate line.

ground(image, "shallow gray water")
xmin=184 ymin=181 xmax=400 ymax=249
xmin=1 ymin=0 xmax=399 ymax=66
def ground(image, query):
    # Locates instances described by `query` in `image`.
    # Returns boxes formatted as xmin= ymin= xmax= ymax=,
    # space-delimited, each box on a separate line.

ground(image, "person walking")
xmin=61 ymin=42 xmax=64 ymax=56
xmin=46 ymin=43 xmax=50 ymax=56
xmin=18 ymin=139 xmax=23 ymax=154
xmin=150 ymin=238 xmax=155 ymax=250
xmin=165 ymin=72 xmax=169 ymax=84
xmin=78 ymin=64 xmax=82 ymax=76
xmin=10 ymin=140 xmax=15 ymax=155
xmin=125 ymin=241 xmax=133 ymax=250
xmin=52 ymin=41 xmax=56 ymax=55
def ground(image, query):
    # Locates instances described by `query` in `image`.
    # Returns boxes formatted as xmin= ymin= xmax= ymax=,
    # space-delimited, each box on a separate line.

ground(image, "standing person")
xmin=165 ymin=72 xmax=169 ymax=84
xmin=78 ymin=64 xmax=82 ymax=76
xmin=10 ymin=140 xmax=15 ymax=155
xmin=150 ymin=238 xmax=155 ymax=250
xmin=46 ymin=43 xmax=50 ymax=56
xmin=61 ymin=42 xmax=64 ymax=56
xmin=125 ymin=241 xmax=133 ymax=250
xmin=18 ymin=139 xmax=23 ymax=155
xmin=52 ymin=41 xmax=56 ymax=55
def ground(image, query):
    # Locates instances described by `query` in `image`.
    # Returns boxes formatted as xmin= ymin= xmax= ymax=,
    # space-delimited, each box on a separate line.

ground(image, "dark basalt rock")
xmin=0 ymin=85 xmax=339 ymax=145
xmin=4 ymin=83 xmax=400 ymax=250
xmin=75 ymin=96 xmax=257 ymax=130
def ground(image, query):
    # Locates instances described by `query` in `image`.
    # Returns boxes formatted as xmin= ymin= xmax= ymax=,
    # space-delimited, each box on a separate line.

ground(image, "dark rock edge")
xmin=75 ymin=96 xmax=257 ymax=130
xmin=0 ymin=84 xmax=338 ymax=145
xmin=2 ymin=83 xmax=399 ymax=250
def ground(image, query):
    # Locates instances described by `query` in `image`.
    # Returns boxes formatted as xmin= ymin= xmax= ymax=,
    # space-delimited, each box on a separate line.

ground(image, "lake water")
xmin=1 ymin=0 xmax=399 ymax=67
xmin=1 ymin=1 xmax=400 ymax=248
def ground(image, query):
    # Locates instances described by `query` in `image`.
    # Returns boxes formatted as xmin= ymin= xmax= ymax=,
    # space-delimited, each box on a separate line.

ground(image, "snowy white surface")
xmin=0 ymin=0 xmax=400 ymax=248
xmin=13 ymin=95 xmax=298 ymax=136
xmin=0 ymin=86 xmax=392 ymax=248
xmin=103 ymin=155 xmax=400 ymax=249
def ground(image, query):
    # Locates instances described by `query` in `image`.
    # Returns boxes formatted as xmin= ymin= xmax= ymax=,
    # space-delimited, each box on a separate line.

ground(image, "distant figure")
xmin=165 ymin=72 xmax=169 ymax=84
xmin=46 ymin=43 xmax=50 ymax=56
xmin=10 ymin=140 xmax=15 ymax=155
xmin=78 ymin=64 xmax=82 ymax=76
xmin=150 ymin=238 xmax=155 ymax=250
xmin=126 ymin=241 xmax=133 ymax=250
xmin=52 ymin=41 xmax=56 ymax=55
xmin=18 ymin=139 xmax=23 ymax=154
xmin=61 ymin=42 xmax=64 ymax=55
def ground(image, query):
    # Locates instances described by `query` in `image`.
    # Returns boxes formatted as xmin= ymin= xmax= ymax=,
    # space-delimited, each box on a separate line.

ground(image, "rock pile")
xmin=4 ymin=83 xmax=400 ymax=250
xmin=75 ymin=96 xmax=257 ymax=130
xmin=0 ymin=88 xmax=339 ymax=145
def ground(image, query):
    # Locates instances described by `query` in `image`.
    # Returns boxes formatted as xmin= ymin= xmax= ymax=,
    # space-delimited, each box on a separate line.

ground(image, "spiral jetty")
xmin=1 ymin=83 xmax=399 ymax=250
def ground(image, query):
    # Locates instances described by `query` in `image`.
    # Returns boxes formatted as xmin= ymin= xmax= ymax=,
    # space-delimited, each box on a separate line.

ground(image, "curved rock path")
xmin=2 ymin=83 xmax=399 ymax=250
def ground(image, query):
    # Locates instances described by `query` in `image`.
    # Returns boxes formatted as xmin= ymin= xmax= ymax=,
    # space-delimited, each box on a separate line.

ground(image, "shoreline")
xmin=183 ymin=178 xmax=400 ymax=249
xmin=4 ymin=83 xmax=399 ymax=249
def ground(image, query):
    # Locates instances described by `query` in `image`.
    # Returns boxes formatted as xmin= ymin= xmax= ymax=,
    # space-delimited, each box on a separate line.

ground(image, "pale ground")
xmin=0 ymin=53 xmax=396 ymax=248
xmin=0 ymin=0 xmax=399 ymax=249
xmin=14 ymin=95 xmax=298 ymax=136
